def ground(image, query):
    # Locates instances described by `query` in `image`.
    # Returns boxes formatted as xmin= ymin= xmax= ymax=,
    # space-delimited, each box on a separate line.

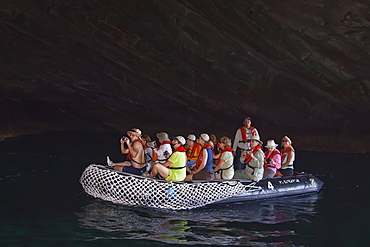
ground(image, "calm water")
xmin=1 ymin=132 xmax=369 ymax=246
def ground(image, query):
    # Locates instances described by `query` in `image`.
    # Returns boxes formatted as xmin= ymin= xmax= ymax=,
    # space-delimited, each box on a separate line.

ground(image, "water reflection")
xmin=77 ymin=193 xmax=321 ymax=245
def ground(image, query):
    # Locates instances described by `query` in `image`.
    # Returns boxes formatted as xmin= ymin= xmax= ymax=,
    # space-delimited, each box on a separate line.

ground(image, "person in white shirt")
xmin=232 ymin=117 xmax=260 ymax=170
xmin=156 ymin=132 xmax=173 ymax=164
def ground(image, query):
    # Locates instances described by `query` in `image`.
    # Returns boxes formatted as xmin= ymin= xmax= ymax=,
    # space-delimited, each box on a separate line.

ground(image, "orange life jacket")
xmin=216 ymin=147 xmax=233 ymax=165
xmin=264 ymin=149 xmax=280 ymax=168
xmin=195 ymin=143 xmax=212 ymax=168
xmin=173 ymin=146 xmax=187 ymax=153
xmin=280 ymin=146 xmax=294 ymax=165
xmin=187 ymin=142 xmax=202 ymax=161
xmin=157 ymin=141 xmax=171 ymax=149
xmin=244 ymin=145 xmax=262 ymax=163
xmin=144 ymin=145 xmax=158 ymax=162
xmin=240 ymin=126 xmax=257 ymax=142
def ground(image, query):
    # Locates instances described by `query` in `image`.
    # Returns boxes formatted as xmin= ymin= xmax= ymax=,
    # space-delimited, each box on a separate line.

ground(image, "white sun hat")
xmin=265 ymin=139 xmax=278 ymax=148
xmin=187 ymin=134 xmax=196 ymax=142
xmin=200 ymin=133 xmax=210 ymax=142
xmin=175 ymin=136 xmax=186 ymax=145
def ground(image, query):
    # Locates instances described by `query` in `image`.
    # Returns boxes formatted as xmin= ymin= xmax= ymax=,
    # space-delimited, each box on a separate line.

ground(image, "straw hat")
xmin=127 ymin=128 xmax=142 ymax=137
xmin=265 ymin=139 xmax=278 ymax=148
xmin=282 ymin=136 xmax=292 ymax=144
xmin=156 ymin=132 xmax=170 ymax=141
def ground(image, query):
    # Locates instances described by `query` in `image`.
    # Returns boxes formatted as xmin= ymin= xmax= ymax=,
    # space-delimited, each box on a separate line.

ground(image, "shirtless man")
xmin=107 ymin=128 xmax=146 ymax=176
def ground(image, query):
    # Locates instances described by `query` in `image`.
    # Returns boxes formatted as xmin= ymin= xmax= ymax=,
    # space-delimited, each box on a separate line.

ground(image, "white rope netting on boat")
xmin=80 ymin=164 xmax=256 ymax=210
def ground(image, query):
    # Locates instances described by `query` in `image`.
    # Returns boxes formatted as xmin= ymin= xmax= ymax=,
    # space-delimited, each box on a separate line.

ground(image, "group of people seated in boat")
xmin=106 ymin=116 xmax=295 ymax=182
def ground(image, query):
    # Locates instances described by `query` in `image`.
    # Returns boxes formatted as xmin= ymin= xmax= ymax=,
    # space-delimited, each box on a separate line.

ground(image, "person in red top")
xmin=107 ymin=128 xmax=146 ymax=176
xmin=232 ymin=117 xmax=260 ymax=170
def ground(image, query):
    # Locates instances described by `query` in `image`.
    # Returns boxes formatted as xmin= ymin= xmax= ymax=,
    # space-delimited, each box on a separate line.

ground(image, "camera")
xmin=266 ymin=158 xmax=271 ymax=164
xmin=122 ymin=137 xmax=128 ymax=141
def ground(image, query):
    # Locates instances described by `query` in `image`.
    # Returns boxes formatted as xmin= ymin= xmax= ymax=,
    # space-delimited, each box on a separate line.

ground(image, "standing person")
xmin=107 ymin=128 xmax=146 ymax=176
xmin=263 ymin=140 xmax=281 ymax=178
xmin=149 ymin=136 xmax=187 ymax=182
xmin=213 ymin=136 xmax=234 ymax=179
xmin=185 ymin=134 xmax=202 ymax=173
xmin=156 ymin=132 xmax=172 ymax=164
xmin=233 ymin=136 xmax=264 ymax=182
xmin=277 ymin=136 xmax=295 ymax=176
xmin=185 ymin=133 xmax=215 ymax=181
xmin=232 ymin=117 xmax=260 ymax=170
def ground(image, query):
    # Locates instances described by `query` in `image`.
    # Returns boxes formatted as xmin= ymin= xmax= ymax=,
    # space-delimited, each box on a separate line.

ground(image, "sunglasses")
xmin=282 ymin=140 xmax=288 ymax=142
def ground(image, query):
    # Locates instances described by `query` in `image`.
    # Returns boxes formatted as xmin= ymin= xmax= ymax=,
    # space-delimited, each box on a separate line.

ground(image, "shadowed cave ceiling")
xmin=0 ymin=0 xmax=369 ymax=152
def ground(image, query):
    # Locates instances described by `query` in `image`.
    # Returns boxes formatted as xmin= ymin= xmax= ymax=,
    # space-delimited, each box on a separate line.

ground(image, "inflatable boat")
xmin=79 ymin=164 xmax=324 ymax=210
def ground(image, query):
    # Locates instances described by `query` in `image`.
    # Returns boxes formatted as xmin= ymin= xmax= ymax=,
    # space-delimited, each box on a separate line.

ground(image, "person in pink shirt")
xmin=263 ymin=140 xmax=281 ymax=178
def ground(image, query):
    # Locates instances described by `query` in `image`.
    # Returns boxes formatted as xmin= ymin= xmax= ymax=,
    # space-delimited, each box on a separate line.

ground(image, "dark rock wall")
xmin=0 ymin=0 xmax=369 ymax=152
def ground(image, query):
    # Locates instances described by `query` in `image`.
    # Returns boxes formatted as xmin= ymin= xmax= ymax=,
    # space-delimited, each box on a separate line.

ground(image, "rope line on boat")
xmin=80 ymin=164 xmax=252 ymax=210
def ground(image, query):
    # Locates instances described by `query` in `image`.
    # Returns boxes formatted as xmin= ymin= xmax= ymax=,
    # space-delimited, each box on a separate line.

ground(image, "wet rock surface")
xmin=0 ymin=0 xmax=369 ymax=152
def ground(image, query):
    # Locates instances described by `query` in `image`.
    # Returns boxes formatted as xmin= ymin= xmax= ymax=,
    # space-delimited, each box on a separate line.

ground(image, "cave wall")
xmin=0 ymin=0 xmax=369 ymax=152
